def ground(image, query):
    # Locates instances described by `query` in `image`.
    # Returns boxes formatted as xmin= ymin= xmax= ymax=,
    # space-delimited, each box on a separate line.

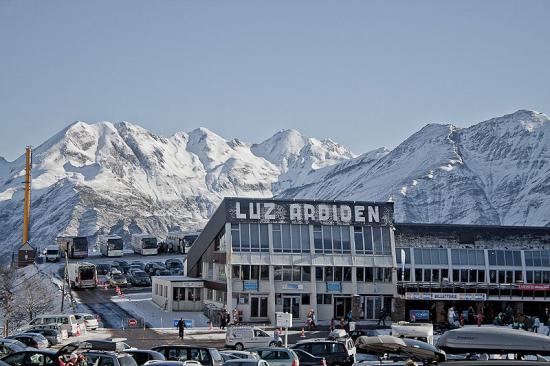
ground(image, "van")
xmin=225 ymin=326 xmax=281 ymax=350
xmin=28 ymin=323 xmax=69 ymax=339
xmin=27 ymin=314 xmax=79 ymax=336
xmin=44 ymin=245 xmax=60 ymax=262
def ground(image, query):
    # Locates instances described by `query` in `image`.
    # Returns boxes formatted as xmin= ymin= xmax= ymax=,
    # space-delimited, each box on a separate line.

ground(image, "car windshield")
xmin=142 ymin=238 xmax=158 ymax=249
xmin=108 ymin=238 xmax=123 ymax=250
xmin=73 ymin=237 xmax=88 ymax=251
xmin=84 ymin=315 xmax=95 ymax=320
xmin=135 ymin=272 xmax=147 ymax=278
xmin=46 ymin=250 xmax=59 ymax=254
xmin=80 ymin=267 xmax=95 ymax=280
xmin=118 ymin=356 xmax=138 ymax=366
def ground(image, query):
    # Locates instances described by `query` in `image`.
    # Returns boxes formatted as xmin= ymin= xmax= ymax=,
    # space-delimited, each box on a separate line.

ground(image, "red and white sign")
xmin=518 ymin=284 xmax=550 ymax=291
xmin=128 ymin=319 xmax=137 ymax=327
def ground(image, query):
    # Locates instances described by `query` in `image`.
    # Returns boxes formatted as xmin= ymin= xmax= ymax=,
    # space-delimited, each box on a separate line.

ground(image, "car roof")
xmin=153 ymin=345 xmax=214 ymax=350
xmin=223 ymin=360 xmax=260 ymax=364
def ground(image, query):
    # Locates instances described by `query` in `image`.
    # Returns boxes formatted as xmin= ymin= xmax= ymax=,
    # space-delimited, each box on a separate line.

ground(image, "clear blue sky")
xmin=1 ymin=0 xmax=549 ymax=161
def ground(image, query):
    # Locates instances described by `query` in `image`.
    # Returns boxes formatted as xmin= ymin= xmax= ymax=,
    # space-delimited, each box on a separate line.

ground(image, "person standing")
xmin=477 ymin=309 xmax=484 ymax=327
xmin=219 ymin=311 xmax=227 ymax=330
xmin=177 ymin=318 xmax=185 ymax=340
xmin=377 ymin=309 xmax=386 ymax=326
xmin=533 ymin=317 xmax=541 ymax=333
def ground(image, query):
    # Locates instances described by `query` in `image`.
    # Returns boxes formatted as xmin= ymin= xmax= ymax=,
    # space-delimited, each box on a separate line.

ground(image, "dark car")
xmin=82 ymin=351 xmax=138 ymax=366
xmin=112 ymin=260 xmax=130 ymax=274
xmin=144 ymin=263 xmax=164 ymax=276
xmin=151 ymin=346 xmax=223 ymax=366
xmin=155 ymin=269 xmax=172 ymax=276
xmin=0 ymin=341 xmax=86 ymax=366
xmin=292 ymin=349 xmax=326 ymax=366
xmin=127 ymin=270 xmax=151 ymax=287
xmin=0 ymin=341 xmax=26 ymax=358
xmin=96 ymin=263 xmax=112 ymax=275
xmin=24 ymin=329 xmax=62 ymax=346
xmin=291 ymin=341 xmax=353 ymax=366
xmin=5 ymin=334 xmax=48 ymax=349
xmin=125 ymin=350 xmax=165 ymax=366
xmin=165 ymin=259 xmax=183 ymax=271
xmin=130 ymin=261 xmax=145 ymax=270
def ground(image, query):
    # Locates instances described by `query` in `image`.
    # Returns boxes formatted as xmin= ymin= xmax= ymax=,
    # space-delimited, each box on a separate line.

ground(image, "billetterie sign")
xmin=225 ymin=198 xmax=394 ymax=226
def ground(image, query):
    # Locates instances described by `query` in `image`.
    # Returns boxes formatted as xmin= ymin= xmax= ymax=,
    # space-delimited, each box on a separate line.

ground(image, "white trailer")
xmin=44 ymin=245 xmax=60 ymax=262
xmin=131 ymin=234 xmax=158 ymax=255
xmin=66 ymin=262 xmax=97 ymax=289
xmin=97 ymin=235 xmax=124 ymax=257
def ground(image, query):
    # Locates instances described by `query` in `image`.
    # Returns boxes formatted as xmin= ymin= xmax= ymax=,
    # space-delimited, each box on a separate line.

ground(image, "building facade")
xmin=394 ymin=223 xmax=550 ymax=322
xmin=186 ymin=197 xmax=397 ymax=325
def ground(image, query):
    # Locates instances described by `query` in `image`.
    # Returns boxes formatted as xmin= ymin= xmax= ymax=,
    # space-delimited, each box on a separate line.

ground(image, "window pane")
xmin=251 ymin=265 xmax=259 ymax=280
xmin=323 ymin=226 xmax=332 ymax=252
xmin=291 ymin=225 xmax=301 ymax=253
xmin=232 ymin=225 xmax=240 ymax=252
xmin=260 ymin=265 xmax=269 ymax=280
xmin=459 ymin=250 xmax=468 ymax=265
xmin=415 ymin=268 xmax=423 ymax=282
xmin=496 ymin=251 xmax=505 ymax=266
xmin=451 ymin=249 xmax=459 ymax=265
xmin=372 ymin=227 xmax=383 ymax=254
xmin=274 ymin=266 xmax=282 ymax=281
xmin=422 ymin=249 xmax=431 ymax=265
xmin=354 ymin=227 xmax=364 ymax=253
xmin=344 ymin=267 xmax=352 ymax=282
xmin=357 ymin=267 xmax=364 ymax=282
xmin=440 ymin=249 xmax=449 ymax=265
xmin=334 ymin=267 xmax=343 ymax=281
xmin=314 ymin=226 xmax=323 ymax=253
xmin=476 ymin=250 xmax=484 ymax=265
xmin=301 ymin=225 xmax=310 ymax=253
xmin=365 ymin=267 xmax=373 ymax=282
xmin=333 ymin=226 xmax=343 ymax=253
xmin=477 ymin=270 xmax=485 ymax=282
xmin=273 ymin=224 xmax=282 ymax=252
xmin=241 ymin=224 xmax=250 ymax=251
xmin=250 ymin=224 xmax=260 ymax=252
xmin=382 ymin=228 xmax=391 ymax=254
xmin=488 ymin=250 xmax=496 ymax=266
xmin=342 ymin=227 xmax=351 ymax=253
xmin=363 ymin=227 xmax=373 ymax=253
xmin=415 ymin=249 xmax=423 ymax=265
xmin=468 ymin=250 xmax=476 ymax=266
xmin=504 ymin=251 xmax=513 ymax=267
xmin=292 ymin=266 xmax=301 ymax=281
xmin=232 ymin=265 xmax=240 ymax=279
xmin=282 ymin=224 xmax=291 ymax=253
xmin=534 ymin=251 xmax=542 ymax=267
xmin=260 ymin=224 xmax=269 ymax=252
xmin=315 ymin=267 xmax=323 ymax=281
xmin=283 ymin=266 xmax=292 ymax=281
xmin=302 ymin=266 xmax=311 ymax=282
xmin=324 ymin=267 xmax=334 ymax=281
xmin=525 ymin=251 xmax=533 ymax=266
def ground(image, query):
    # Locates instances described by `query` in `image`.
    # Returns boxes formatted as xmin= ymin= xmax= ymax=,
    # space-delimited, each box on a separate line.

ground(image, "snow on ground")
xmin=111 ymin=291 xmax=210 ymax=328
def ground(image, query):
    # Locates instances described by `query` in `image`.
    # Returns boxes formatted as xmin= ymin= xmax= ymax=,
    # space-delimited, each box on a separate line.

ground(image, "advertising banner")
xmin=405 ymin=292 xmax=486 ymax=301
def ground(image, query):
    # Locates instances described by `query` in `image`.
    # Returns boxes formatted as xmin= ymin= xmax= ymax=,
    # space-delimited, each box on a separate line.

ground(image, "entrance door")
xmin=334 ymin=297 xmax=352 ymax=319
xmin=283 ymin=296 xmax=300 ymax=319
xmin=363 ymin=296 xmax=383 ymax=320
xmin=251 ymin=296 xmax=268 ymax=318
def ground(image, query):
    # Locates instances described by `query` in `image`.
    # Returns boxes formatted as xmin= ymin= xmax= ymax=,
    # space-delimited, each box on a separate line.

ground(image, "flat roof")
xmin=152 ymin=276 xmax=203 ymax=282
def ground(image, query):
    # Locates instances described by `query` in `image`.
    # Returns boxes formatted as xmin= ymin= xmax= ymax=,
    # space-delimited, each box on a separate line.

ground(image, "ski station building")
xmin=183 ymin=197 xmax=550 ymax=325
xmin=186 ymin=197 xmax=397 ymax=325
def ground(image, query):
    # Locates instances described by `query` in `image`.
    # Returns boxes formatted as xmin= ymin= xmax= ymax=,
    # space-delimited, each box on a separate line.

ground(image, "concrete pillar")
xmin=392 ymin=297 xmax=406 ymax=321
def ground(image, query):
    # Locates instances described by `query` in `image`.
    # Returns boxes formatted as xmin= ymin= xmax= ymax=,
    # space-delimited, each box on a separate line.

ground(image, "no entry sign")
xmin=128 ymin=319 xmax=138 ymax=327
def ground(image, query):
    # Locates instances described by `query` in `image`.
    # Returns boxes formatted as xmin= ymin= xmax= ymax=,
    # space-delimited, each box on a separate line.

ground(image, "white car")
xmin=225 ymin=326 xmax=281 ymax=350
xmin=75 ymin=313 xmax=99 ymax=330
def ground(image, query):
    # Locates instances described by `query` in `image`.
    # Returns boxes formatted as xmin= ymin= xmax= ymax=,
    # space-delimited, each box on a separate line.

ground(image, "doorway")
xmin=283 ymin=296 xmax=300 ymax=319
xmin=334 ymin=296 xmax=352 ymax=319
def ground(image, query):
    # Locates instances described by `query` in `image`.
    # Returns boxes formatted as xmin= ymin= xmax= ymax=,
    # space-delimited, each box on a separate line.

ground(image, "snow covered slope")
xmin=0 ymin=110 xmax=548 ymax=258
xmin=0 ymin=124 xmax=352 ymax=256
xmin=279 ymin=110 xmax=550 ymax=226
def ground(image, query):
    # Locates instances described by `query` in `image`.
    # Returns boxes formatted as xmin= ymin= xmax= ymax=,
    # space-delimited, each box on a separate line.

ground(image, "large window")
xmin=231 ymin=224 xmax=269 ymax=252
xmin=488 ymin=250 xmax=521 ymax=266
xmin=273 ymin=266 xmax=311 ymax=281
xmin=312 ymin=225 xmax=351 ymax=254
xmin=272 ymin=224 xmax=310 ymax=253
xmin=232 ymin=265 xmax=269 ymax=280
xmin=315 ymin=266 xmax=353 ymax=282
xmin=450 ymin=249 xmax=484 ymax=266
xmin=414 ymin=248 xmax=448 ymax=265
xmin=356 ymin=267 xmax=392 ymax=283
xmin=524 ymin=251 xmax=550 ymax=267
xmin=354 ymin=226 xmax=392 ymax=255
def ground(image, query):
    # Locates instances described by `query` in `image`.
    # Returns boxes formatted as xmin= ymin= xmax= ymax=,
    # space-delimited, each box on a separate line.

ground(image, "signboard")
xmin=282 ymin=283 xmax=304 ymax=290
xmin=409 ymin=310 xmax=430 ymax=321
xmin=405 ymin=292 xmax=486 ymax=301
xmin=173 ymin=319 xmax=194 ymax=328
xmin=326 ymin=281 xmax=342 ymax=292
xmin=175 ymin=281 xmax=203 ymax=288
xmin=243 ymin=280 xmax=259 ymax=291
xmin=276 ymin=312 xmax=293 ymax=328
xmin=518 ymin=284 xmax=550 ymax=291
xmin=225 ymin=198 xmax=394 ymax=226
xmin=128 ymin=319 xmax=138 ymax=327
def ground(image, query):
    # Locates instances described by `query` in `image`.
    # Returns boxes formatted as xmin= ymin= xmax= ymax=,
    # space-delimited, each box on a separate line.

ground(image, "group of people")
xmin=447 ymin=306 xmax=484 ymax=327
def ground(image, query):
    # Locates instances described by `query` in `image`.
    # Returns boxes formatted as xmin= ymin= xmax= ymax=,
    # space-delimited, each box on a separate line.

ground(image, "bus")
xmin=166 ymin=231 xmax=200 ymax=254
xmin=131 ymin=234 xmax=158 ymax=255
xmin=66 ymin=262 xmax=97 ymax=289
xmin=57 ymin=236 xmax=89 ymax=259
xmin=98 ymin=235 xmax=124 ymax=257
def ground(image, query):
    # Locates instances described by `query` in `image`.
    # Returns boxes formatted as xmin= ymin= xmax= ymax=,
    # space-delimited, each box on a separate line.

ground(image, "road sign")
xmin=128 ymin=319 xmax=138 ymax=327
xmin=276 ymin=312 xmax=292 ymax=328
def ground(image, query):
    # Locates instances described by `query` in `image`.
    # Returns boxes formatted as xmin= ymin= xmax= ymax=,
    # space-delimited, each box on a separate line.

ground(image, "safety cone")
xmin=300 ymin=328 xmax=306 ymax=338
xmin=209 ymin=321 xmax=213 ymax=331
xmin=76 ymin=325 xmax=81 ymax=337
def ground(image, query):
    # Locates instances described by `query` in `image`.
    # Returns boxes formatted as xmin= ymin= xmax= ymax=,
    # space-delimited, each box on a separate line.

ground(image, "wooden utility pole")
xmin=18 ymin=146 xmax=36 ymax=267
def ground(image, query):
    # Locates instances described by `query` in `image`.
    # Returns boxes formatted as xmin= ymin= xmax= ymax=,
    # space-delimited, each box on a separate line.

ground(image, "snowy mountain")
xmin=0 ymin=110 xmax=548 ymax=258
xmin=0 ymin=123 xmax=352 ymax=256
xmin=279 ymin=110 xmax=550 ymax=227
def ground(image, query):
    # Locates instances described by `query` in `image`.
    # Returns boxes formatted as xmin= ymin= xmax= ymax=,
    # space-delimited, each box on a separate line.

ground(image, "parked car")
xmin=27 ymin=323 xmax=69 ymax=340
xmin=222 ymin=360 xmax=269 ymax=366
xmin=220 ymin=353 xmax=239 ymax=362
xmin=83 ymin=350 xmax=138 ymax=366
xmin=112 ymin=260 xmax=130 ymax=274
xmin=24 ymin=329 xmax=62 ymax=346
xmin=219 ymin=352 xmax=258 ymax=360
xmin=291 ymin=340 xmax=355 ymax=366
xmin=0 ymin=341 xmax=86 ymax=366
xmin=252 ymin=348 xmax=299 ymax=366
xmin=155 ymin=269 xmax=172 ymax=276
xmin=165 ymin=259 xmax=184 ymax=274
xmin=75 ymin=313 xmax=99 ymax=330
xmin=130 ymin=261 xmax=146 ymax=270
xmin=25 ymin=314 xmax=79 ymax=336
xmin=109 ymin=273 xmax=128 ymax=288
xmin=0 ymin=340 xmax=26 ymax=358
xmin=143 ymin=362 xmax=201 ymax=366
xmin=125 ymin=350 xmax=166 ymax=366
xmin=144 ymin=263 xmax=164 ymax=276
xmin=96 ymin=263 xmax=112 ymax=275
xmin=151 ymin=346 xmax=223 ymax=366
xmin=292 ymin=349 xmax=326 ymax=366
xmin=226 ymin=327 xmax=280 ymax=350
xmin=5 ymin=333 xmax=49 ymax=349
xmin=127 ymin=270 xmax=152 ymax=286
